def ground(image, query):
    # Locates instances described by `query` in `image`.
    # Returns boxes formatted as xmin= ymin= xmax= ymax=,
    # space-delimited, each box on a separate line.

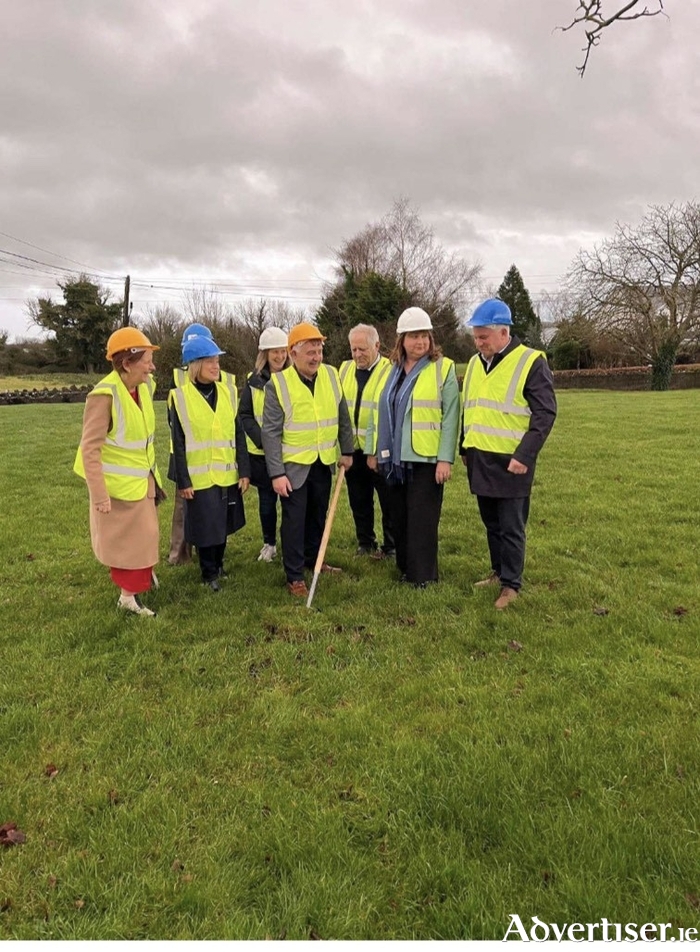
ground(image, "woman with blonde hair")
xmin=238 ymin=326 xmax=289 ymax=562
xmin=74 ymin=327 xmax=164 ymax=617
xmin=169 ymin=333 xmax=250 ymax=590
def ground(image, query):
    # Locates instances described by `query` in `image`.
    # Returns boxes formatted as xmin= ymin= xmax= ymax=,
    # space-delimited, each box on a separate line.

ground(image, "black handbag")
xmin=226 ymin=484 xmax=246 ymax=534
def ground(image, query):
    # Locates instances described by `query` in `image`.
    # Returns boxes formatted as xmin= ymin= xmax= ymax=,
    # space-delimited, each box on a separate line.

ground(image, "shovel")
xmin=306 ymin=465 xmax=346 ymax=608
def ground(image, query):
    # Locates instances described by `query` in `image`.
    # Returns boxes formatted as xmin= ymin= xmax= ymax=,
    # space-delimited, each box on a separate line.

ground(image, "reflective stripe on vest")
xmin=411 ymin=357 xmax=454 ymax=457
xmin=245 ymin=372 xmax=266 ymax=457
xmin=340 ymin=356 xmax=391 ymax=451
xmin=73 ymin=370 xmax=160 ymax=500
xmin=462 ymin=345 xmax=543 ymax=454
xmin=272 ymin=364 xmax=342 ymax=465
xmin=172 ymin=380 xmax=239 ymax=489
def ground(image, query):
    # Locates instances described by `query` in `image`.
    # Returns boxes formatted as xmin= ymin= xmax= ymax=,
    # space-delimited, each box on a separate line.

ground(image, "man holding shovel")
xmin=262 ymin=323 xmax=354 ymax=598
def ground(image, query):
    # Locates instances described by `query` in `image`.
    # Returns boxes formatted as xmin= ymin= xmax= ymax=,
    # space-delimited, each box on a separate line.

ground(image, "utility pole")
xmin=122 ymin=275 xmax=131 ymax=326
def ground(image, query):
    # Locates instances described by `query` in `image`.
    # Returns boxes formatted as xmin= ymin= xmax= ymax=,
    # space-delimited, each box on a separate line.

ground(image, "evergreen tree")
xmin=27 ymin=276 xmax=123 ymax=373
xmin=316 ymin=269 xmax=411 ymax=365
xmin=497 ymin=265 xmax=542 ymax=348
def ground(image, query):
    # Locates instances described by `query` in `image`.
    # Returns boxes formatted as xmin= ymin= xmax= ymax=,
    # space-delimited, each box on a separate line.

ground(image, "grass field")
xmin=1 ymin=391 xmax=699 ymax=939
xmin=0 ymin=374 xmax=100 ymax=392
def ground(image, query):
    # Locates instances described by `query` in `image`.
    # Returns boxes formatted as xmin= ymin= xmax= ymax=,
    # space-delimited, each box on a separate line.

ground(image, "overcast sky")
xmin=1 ymin=0 xmax=697 ymax=341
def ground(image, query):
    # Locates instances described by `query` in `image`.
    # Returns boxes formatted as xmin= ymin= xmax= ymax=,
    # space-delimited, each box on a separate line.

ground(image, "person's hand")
xmin=507 ymin=458 xmax=528 ymax=475
xmin=95 ymin=499 xmax=111 ymax=514
xmin=460 ymin=454 xmax=467 ymax=468
xmin=339 ymin=455 xmax=353 ymax=471
xmin=239 ymin=477 xmax=250 ymax=494
xmin=366 ymin=455 xmax=378 ymax=472
xmin=179 ymin=487 xmax=195 ymax=499
xmin=272 ymin=475 xmax=293 ymax=497
xmin=435 ymin=462 xmax=452 ymax=484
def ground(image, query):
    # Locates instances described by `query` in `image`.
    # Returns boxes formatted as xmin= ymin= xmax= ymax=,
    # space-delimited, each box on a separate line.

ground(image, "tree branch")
xmin=559 ymin=0 xmax=666 ymax=77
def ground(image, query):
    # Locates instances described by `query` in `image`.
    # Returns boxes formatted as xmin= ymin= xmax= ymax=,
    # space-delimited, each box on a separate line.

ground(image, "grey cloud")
xmin=1 ymin=0 xmax=697 ymax=338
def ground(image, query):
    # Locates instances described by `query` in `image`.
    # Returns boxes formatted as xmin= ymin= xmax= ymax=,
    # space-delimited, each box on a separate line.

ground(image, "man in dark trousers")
xmin=262 ymin=323 xmax=354 ymax=597
xmin=338 ymin=323 xmax=395 ymax=559
xmin=460 ymin=299 xmax=557 ymax=610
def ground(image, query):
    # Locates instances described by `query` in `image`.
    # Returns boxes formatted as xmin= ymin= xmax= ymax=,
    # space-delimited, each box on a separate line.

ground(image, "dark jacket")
xmin=461 ymin=336 xmax=557 ymax=498
xmin=238 ymin=367 xmax=269 ymax=452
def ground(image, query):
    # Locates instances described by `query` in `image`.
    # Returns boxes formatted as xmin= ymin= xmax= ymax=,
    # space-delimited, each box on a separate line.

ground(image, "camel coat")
xmin=79 ymin=392 xmax=160 ymax=569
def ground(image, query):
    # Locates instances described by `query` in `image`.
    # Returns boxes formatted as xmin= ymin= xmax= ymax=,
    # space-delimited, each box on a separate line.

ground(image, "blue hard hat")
xmin=468 ymin=299 xmax=512 ymax=327
xmin=181 ymin=322 xmax=213 ymax=344
xmin=181 ymin=335 xmax=226 ymax=364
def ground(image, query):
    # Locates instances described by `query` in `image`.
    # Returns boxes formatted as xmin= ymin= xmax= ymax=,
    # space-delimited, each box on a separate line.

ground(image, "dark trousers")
xmin=198 ymin=541 xmax=227 ymax=582
xmin=345 ymin=449 xmax=395 ymax=552
xmin=280 ymin=461 xmax=332 ymax=582
xmin=386 ymin=462 xmax=444 ymax=585
xmin=167 ymin=493 xmax=193 ymax=565
xmin=250 ymin=455 xmax=278 ymax=546
xmin=476 ymin=495 xmax=530 ymax=592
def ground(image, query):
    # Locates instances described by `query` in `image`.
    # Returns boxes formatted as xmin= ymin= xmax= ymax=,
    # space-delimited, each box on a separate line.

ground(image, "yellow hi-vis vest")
xmin=271 ymin=364 xmax=343 ymax=465
xmin=245 ymin=372 xmax=265 ymax=457
xmin=462 ymin=345 xmax=543 ymax=454
xmin=410 ymin=357 xmax=455 ymax=457
xmin=171 ymin=377 xmax=240 ymax=489
xmin=339 ymin=356 xmax=391 ymax=452
xmin=167 ymin=369 xmax=236 ymax=454
xmin=73 ymin=370 xmax=160 ymax=500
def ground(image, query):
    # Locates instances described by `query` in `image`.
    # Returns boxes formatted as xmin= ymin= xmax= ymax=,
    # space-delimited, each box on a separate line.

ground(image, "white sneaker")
xmin=257 ymin=544 xmax=277 ymax=562
xmin=118 ymin=594 xmax=157 ymax=617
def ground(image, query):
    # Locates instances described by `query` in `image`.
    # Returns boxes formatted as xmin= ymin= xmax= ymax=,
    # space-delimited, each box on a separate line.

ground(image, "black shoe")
xmin=205 ymin=578 xmax=221 ymax=592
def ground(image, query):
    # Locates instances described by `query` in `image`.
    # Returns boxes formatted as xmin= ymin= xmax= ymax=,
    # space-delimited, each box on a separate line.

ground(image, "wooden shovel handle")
xmin=312 ymin=465 xmax=346 ymax=575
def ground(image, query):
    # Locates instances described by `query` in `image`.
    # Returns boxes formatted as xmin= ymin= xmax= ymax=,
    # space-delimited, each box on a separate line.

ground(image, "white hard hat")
xmin=258 ymin=326 xmax=288 ymax=350
xmin=396 ymin=307 xmax=433 ymax=334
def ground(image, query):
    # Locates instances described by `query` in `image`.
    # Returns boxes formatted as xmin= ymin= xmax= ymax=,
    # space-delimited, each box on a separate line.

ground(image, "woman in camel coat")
xmin=75 ymin=327 xmax=164 ymax=616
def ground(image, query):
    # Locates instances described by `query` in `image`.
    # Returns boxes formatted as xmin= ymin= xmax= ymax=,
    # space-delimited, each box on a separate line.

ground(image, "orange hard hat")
xmin=287 ymin=322 xmax=326 ymax=349
xmin=106 ymin=327 xmax=160 ymax=360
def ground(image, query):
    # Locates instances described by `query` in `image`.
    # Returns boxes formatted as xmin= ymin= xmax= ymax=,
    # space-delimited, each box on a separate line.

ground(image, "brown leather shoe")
xmin=287 ymin=580 xmax=309 ymax=597
xmin=474 ymin=571 xmax=500 ymax=588
xmin=319 ymin=563 xmax=342 ymax=574
xmin=494 ymin=587 xmax=518 ymax=610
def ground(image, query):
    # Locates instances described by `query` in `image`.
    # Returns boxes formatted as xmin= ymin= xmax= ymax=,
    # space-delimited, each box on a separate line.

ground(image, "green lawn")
xmin=0 ymin=373 xmax=99 ymax=392
xmin=1 ymin=391 xmax=699 ymax=939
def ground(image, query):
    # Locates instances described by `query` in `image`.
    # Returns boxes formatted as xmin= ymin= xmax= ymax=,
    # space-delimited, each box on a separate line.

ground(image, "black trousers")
xmin=250 ymin=454 xmax=278 ymax=546
xmin=198 ymin=541 xmax=227 ymax=582
xmin=385 ymin=462 xmax=444 ymax=585
xmin=476 ymin=495 xmax=530 ymax=592
xmin=345 ymin=449 xmax=395 ymax=552
xmin=279 ymin=461 xmax=332 ymax=582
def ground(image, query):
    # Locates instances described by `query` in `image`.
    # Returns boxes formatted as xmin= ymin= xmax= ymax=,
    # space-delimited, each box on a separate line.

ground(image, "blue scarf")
xmin=376 ymin=356 xmax=431 ymax=484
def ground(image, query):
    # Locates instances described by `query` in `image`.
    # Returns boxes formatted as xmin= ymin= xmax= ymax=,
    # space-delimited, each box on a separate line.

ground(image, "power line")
xmin=0 ymin=230 xmax=116 ymax=277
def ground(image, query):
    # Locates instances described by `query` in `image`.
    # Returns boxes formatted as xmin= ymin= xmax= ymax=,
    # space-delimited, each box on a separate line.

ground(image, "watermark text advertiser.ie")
xmin=503 ymin=914 xmax=698 ymax=942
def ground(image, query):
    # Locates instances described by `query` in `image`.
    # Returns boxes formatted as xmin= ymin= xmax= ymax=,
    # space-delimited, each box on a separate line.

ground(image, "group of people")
xmin=74 ymin=300 xmax=557 ymax=617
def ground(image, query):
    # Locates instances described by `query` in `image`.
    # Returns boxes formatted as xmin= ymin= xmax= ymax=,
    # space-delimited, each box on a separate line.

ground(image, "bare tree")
xmin=565 ymin=201 xmax=700 ymax=388
xmin=140 ymin=303 xmax=183 ymax=343
xmin=560 ymin=1 xmax=667 ymax=76
xmin=333 ymin=197 xmax=482 ymax=319
xmin=181 ymin=285 xmax=234 ymax=326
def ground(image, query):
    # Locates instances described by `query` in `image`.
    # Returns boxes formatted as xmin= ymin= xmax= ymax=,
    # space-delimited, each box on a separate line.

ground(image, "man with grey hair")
xmin=460 ymin=299 xmax=556 ymax=610
xmin=262 ymin=322 xmax=354 ymax=597
xmin=339 ymin=323 xmax=395 ymax=558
